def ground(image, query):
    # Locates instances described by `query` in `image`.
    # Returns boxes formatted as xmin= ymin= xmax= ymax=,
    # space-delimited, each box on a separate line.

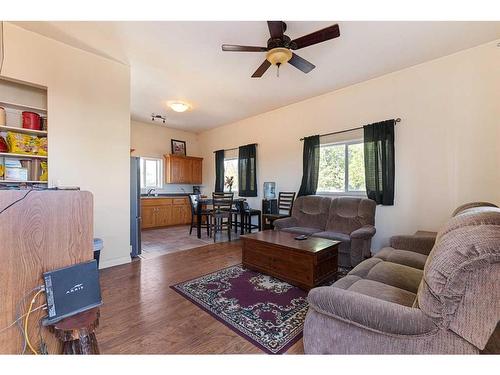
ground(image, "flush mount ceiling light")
xmin=168 ymin=101 xmax=191 ymax=113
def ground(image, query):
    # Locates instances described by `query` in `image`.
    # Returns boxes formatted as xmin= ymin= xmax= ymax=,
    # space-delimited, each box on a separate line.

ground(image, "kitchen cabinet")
xmin=191 ymin=158 xmax=203 ymax=184
xmin=140 ymin=197 xmax=191 ymax=229
xmin=164 ymin=154 xmax=203 ymax=184
xmin=141 ymin=206 xmax=157 ymax=229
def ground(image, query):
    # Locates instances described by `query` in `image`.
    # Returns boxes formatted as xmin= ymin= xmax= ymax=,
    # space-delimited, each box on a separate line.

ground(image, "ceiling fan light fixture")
xmin=266 ymin=47 xmax=292 ymax=66
xmin=168 ymin=101 xmax=191 ymax=113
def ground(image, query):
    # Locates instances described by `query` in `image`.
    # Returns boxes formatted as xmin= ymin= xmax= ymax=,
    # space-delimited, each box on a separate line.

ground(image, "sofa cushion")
xmin=280 ymin=227 xmax=322 ymax=236
xmin=290 ymin=196 xmax=331 ymax=230
xmin=312 ymin=231 xmax=350 ymax=243
xmin=326 ymin=197 xmax=376 ymax=234
xmin=333 ymin=278 xmax=416 ymax=307
xmin=367 ymin=262 xmax=423 ymax=294
xmin=312 ymin=231 xmax=351 ymax=267
xmin=347 ymin=257 xmax=423 ymax=294
xmin=331 ymin=275 xmax=361 ymax=289
xmin=347 ymin=257 xmax=383 ymax=276
xmin=375 ymin=247 xmax=428 ymax=270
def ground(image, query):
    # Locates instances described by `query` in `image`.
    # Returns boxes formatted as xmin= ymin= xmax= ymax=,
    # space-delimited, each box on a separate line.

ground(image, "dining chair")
xmin=188 ymin=194 xmax=211 ymax=236
xmin=233 ymin=201 xmax=261 ymax=233
xmin=211 ymin=192 xmax=234 ymax=242
xmin=262 ymin=191 xmax=296 ymax=230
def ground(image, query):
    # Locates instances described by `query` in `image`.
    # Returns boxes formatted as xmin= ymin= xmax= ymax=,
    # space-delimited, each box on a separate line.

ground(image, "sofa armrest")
xmin=273 ymin=216 xmax=299 ymax=230
xmin=350 ymin=225 xmax=376 ymax=240
xmin=390 ymin=235 xmax=436 ymax=255
xmin=307 ymin=286 xmax=436 ymax=336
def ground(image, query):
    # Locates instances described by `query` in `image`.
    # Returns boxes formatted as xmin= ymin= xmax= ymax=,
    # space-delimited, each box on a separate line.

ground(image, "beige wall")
xmin=2 ymin=23 xmax=131 ymax=268
xmin=131 ymin=120 xmax=202 ymax=192
xmin=199 ymin=40 xmax=500 ymax=251
xmin=131 ymin=120 xmax=201 ymax=159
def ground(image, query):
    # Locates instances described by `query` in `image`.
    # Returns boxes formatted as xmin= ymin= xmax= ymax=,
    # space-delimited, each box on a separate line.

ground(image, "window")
xmin=140 ymin=157 xmax=163 ymax=189
xmin=317 ymin=140 xmax=366 ymax=194
xmin=223 ymin=157 xmax=238 ymax=192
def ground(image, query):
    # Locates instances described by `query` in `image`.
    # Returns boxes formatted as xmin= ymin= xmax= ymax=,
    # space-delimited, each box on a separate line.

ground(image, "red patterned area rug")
xmin=171 ymin=264 xmax=308 ymax=354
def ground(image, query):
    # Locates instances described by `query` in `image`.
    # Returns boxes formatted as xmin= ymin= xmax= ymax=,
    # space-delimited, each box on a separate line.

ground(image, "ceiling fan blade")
xmin=291 ymin=24 xmax=340 ymax=50
xmin=288 ymin=53 xmax=315 ymax=73
xmin=222 ymin=44 xmax=267 ymax=52
xmin=267 ymin=21 xmax=285 ymax=39
xmin=251 ymin=60 xmax=272 ymax=78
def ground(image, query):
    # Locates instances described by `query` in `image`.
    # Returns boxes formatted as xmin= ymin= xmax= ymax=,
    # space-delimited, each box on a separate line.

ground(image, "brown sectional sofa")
xmin=303 ymin=203 xmax=500 ymax=354
xmin=273 ymin=195 xmax=376 ymax=268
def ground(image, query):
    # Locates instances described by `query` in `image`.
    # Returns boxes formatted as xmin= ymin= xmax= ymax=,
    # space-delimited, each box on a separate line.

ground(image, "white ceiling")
xmin=14 ymin=21 xmax=500 ymax=133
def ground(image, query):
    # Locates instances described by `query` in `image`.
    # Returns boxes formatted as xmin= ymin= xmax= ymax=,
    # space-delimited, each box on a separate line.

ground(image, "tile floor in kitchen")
xmin=139 ymin=225 xmax=241 ymax=260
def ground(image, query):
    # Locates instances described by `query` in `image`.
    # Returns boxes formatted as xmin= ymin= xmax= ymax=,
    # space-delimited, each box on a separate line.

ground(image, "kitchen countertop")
xmin=140 ymin=193 xmax=191 ymax=198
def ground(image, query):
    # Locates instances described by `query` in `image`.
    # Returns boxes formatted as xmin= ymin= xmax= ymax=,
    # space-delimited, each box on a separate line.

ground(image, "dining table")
xmin=196 ymin=197 xmax=246 ymax=239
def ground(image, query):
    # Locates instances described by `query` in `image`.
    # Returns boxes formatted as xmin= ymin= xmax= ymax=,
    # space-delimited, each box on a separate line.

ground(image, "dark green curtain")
xmin=297 ymin=135 xmax=320 ymax=197
xmin=238 ymin=144 xmax=257 ymax=197
xmin=214 ymin=149 xmax=225 ymax=192
xmin=363 ymin=119 xmax=395 ymax=205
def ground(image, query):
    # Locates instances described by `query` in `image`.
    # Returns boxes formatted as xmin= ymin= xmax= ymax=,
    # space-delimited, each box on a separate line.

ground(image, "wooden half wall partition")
xmin=0 ymin=190 xmax=93 ymax=354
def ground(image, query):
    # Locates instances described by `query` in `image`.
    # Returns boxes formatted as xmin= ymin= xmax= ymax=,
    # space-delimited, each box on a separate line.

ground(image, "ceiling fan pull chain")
xmin=277 ymin=63 xmax=280 ymax=78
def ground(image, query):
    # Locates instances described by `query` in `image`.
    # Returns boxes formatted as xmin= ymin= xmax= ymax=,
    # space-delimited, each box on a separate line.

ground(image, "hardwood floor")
xmin=97 ymin=240 xmax=305 ymax=354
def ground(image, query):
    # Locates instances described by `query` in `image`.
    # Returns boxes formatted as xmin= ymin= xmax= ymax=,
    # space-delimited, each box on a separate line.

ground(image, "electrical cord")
xmin=14 ymin=285 xmax=43 ymax=354
xmin=0 ymin=304 xmax=46 ymax=334
xmin=37 ymin=315 xmax=48 ymax=355
xmin=24 ymin=289 xmax=44 ymax=355
xmin=0 ymin=188 xmax=36 ymax=215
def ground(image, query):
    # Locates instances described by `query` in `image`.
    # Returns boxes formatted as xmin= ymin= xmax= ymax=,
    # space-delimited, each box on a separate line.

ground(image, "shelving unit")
xmin=0 ymin=78 xmax=48 ymax=186
xmin=0 ymin=152 xmax=47 ymax=159
xmin=0 ymin=100 xmax=47 ymax=114
xmin=0 ymin=125 xmax=48 ymax=136
xmin=2 ymin=180 xmax=48 ymax=184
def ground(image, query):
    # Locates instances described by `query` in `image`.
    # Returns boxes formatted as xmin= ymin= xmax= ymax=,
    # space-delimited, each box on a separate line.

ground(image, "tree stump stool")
xmin=52 ymin=308 xmax=100 ymax=354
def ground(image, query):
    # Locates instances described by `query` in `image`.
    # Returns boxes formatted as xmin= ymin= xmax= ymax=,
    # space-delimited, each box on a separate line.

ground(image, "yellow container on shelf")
xmin=5 ymin=131 xmax=47 ymax=155
xmin=6 ymin=132 xmax=37 ymax=154
xmin=37 ymin=137 xmax=48 ymax=156
xmin=40 ymin=161 xmax=48 ymax=182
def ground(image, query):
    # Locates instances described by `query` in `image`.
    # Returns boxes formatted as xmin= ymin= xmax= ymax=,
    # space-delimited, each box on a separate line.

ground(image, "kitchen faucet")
xmin=147 ymin=188 xmax=156 ymax=197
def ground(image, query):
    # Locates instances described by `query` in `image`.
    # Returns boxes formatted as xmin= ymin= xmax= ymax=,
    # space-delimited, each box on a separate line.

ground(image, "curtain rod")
xmin=212 ymin=143 xmax=258 ymax=153
xmin=299 ymin=118 xmax=401 ymax=141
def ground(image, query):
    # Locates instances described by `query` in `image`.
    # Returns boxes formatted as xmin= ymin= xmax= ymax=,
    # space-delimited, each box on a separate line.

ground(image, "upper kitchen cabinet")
xmin=164 ymin=154 xmax=203 ymax=184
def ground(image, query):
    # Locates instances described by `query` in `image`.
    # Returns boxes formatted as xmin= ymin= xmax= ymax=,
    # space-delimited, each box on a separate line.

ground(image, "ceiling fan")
xmin=222 ymin=21 xmax=340 ymax=78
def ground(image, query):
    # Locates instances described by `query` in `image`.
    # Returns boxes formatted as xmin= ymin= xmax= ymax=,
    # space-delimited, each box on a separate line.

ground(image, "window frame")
xmin=223 ymin=156 xmax=239 ymax=193
xmin=140 ymin=156 xmax=164 ymax=189
xmin=316 ymin=138 xmax=367 ymax=197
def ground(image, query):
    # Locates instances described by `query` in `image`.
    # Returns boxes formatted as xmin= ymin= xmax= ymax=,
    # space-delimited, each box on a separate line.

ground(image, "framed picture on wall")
xmin=171 ymin=139 xmax=186 ymax=156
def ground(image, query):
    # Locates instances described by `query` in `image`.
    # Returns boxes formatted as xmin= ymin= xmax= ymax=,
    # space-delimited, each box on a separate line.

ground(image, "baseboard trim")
xmin=99 ymin=255 xmax=131 ymax=269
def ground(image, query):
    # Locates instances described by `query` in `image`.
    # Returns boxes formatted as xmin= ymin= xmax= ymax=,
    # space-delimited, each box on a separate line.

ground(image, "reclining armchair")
xmin=304 ymin=204 xmax=500 ymax=354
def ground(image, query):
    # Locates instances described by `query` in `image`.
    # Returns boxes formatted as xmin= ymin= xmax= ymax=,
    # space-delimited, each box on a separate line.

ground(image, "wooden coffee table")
xmin=241 ymin=231 xmax=340 ymax=290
